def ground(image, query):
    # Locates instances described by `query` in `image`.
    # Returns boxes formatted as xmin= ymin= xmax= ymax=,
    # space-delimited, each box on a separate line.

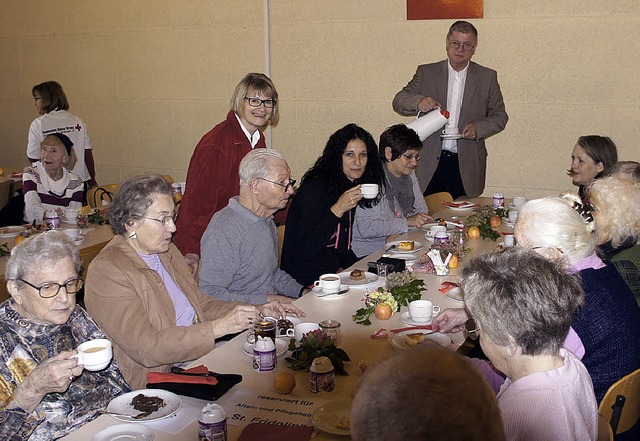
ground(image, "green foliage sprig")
xmin=465 ymin=205 xmax=507 ymax=241
xmin=286 ymin=329 xmax=350 ymax=375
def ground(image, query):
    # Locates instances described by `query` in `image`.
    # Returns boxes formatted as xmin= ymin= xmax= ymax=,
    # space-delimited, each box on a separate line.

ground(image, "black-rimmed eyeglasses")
xmin=244 ymin=97 xmax=277 ymax=108
xmin=401 ymin=153 xmax=421 ymax=161
xmin=19 ymin=277 xmax=84 ymax=299
xmin=258 ymin=177 xmax=296 ymax=192
xmin=448 ymin=41 xmax=475 ymax=51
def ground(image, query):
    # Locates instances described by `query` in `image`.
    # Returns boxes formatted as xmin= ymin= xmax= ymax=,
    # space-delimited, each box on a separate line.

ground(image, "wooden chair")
xmin=424 ymin=191 xmax=453 ymax=214
xmin=87 ymin=184 xmax=119 ymax=208
xmin=277 ymin=225 xmax=286 ymax=266
xmin=598 ymin=368 xmax=640 ymax=436
xmin=597 ymin=413 xmax=614 ymax=441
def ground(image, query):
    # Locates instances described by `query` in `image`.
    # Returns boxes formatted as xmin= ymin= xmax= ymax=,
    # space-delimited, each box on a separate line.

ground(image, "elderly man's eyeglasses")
xmin=244 ymin=97 xmax=277 ymax=108
xmin=401 ymin=153 xmax=421 ymax=161
xmin=19 ymin=277 xmax=84 ymax=299
xmin=142 ymin=213 xmax=177 ymax=226
xmin=448 ymin=41 xmax=475 ymax=51
xmin=463 ymin=318 xmax=480 ymax=340
xmin=258 ymin=177 xmax=296 ymax=192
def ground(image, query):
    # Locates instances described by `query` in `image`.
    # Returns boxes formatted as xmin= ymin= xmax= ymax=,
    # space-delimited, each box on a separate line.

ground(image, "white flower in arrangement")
xmin=365 ymin=289 xmax=399 ymax=312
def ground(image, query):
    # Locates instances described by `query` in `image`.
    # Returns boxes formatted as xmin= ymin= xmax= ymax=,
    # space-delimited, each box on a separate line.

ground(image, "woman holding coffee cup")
xmin=23 ymin=133 xmax=84 ymax=223
xmin=1 ymin=231 xmax=130 ymax=440
xmin=281 ymin=124 xmax=384 ymax=286
xmin=85 ymin=174 xmax=302 ymax=389
xmin=353 ymin=124 xmax=433 ymax=257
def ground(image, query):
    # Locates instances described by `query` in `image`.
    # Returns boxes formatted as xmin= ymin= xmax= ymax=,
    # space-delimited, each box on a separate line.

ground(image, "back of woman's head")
xmin=588 ymin=176 xmax=640 ymax=246
xmin=302 ymin=123 xmax=384 ymax=207
xmin=576 ymin=135 xmax=618 ymax=177
xmin=515 ymin=196 xmax=596 ymax=264
xmin=32 ymin=81 xmax=70 ymax=113
xmin=109 ymin=174 xmax=172 ymax=235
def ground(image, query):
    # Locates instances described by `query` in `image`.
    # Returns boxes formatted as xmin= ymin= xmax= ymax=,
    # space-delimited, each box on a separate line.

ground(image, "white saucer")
xmin=74 ymin=237 xmax=85 ymax=246
xmin=92 ymin=423 xmax=155 ymax=440
xmin=441 ymin=134 xmax=463 ymax=140
xmin=242 ymin=338 xmax=288 ymax=358
xmin=312 ymin=285 xmax=349 ymax=299
xmin=401 ymin=311 xmax=436 ymax=326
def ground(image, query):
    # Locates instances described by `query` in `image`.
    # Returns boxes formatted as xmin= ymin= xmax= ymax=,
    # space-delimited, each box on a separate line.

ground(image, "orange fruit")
xmin=467 ymin=227 xmax=481 ymax=239
xmin=14 ymin=235 xmax=26 ymax=245
xmin=489 ymin=215 xmax=502 ymax=227
xmin=274 ymin=372 xmax=296 ymax=394
xmin=374 ymin=303 xmax=393 ymax=320
xmin=448 ymin=255 xmax=459 ymax=269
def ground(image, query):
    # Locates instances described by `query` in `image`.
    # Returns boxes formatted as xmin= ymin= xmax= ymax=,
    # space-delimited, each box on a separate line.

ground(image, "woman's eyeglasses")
xmin=142 ymin=212 xmax=178 ymax=226
xmin=19 ymin=277 xmax=84 ymax=298
xmin=244 ymin=97 xmax=277 ymax=108
xmin=401 ymin=153 xmax=421 ymax=161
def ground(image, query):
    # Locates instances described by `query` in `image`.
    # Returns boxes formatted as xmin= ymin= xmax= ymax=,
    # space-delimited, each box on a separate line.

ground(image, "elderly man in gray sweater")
xmin=199 ymin=149 xmax=303 ymax=304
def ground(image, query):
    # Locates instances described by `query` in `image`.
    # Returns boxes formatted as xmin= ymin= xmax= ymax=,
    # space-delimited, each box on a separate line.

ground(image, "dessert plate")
xmin=390 ymin=330 xmax=451 ymax=349
xmin=338 ymin=271 xmax=379 ymax=287
xmin=106 ymin=389 xmax=182 ymax=423
xmin=91 ymin=423 xmax=154 ymax=440
xmin=386 ymin=240 xmax=424 ymax=254
xmin=312 ymin=400 xmax=352 ymax=436
xmin=0 ymin=226 xmax=26 ymax=238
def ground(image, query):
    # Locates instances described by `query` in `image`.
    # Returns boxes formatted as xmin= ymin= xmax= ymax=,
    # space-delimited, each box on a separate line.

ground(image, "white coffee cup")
xmin=63 ymin=208 xmax=79 ymax=222
xmin=426 ymin=225 xmax=447 ymax=238
xmin=508 ymin=210 xmax=518 ymax=223
xmin=512 ymin=196 xmax=527 ymax=207
xmin=360 ymin=184 xmax=379 ymax=199
xmin=408 ymin=300 xmax=440 ymax=322
xmin=442 ymin=127 xmax=460 ymax=135
xmin=75 ymin=338 xmax=113 ymax=371
xmin=313 ymin=274 xmax=341 ymax=294
xmin=286 ymin=322 xmax=321 ymax=341
xmin=63 ymin=228 xmax=81 ymax=241
xmin=503 ymin=234 xmax=515 ymax=247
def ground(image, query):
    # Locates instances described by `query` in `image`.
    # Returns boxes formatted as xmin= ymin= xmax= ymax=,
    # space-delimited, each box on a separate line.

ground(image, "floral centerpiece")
xmin=352 ymin=271 xmax=425 ymax=325
xmin=286 ymin=329 xmax=350 ymax=375
xmin=465 ymin=205 xmax=507 ymax=241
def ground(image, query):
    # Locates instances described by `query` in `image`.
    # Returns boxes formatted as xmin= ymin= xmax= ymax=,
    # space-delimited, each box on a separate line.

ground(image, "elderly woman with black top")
xmin=1 ymin=231 xmax=129 ymax=440
xmin=352 ymin=124 xmax=432 ymax=258
xmin=281 ymin=124 xmax=384 ymax=286
xmin=85 ymin=174 xmax=300 ymax=389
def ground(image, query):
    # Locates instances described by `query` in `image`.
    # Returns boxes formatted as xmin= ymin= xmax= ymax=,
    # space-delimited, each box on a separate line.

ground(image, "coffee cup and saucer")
xmin=312 ymin=274 xmax=349 ymax=298
xmin=440 ymin=127 xmax=463 ymax=140
xmin=402 ymin=300 xmax=441 ymax=325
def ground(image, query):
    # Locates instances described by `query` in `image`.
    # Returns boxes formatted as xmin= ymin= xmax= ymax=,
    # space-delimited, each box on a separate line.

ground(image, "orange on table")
xmin=448 ymin=255 xmax=459 ymax=269
xmin=374 ymin=303 xmax=393 ymax=320
xmin=467 ymin=227 xmax=481 ymax=239
xmin=274 ymin=372 xmax=296 ymax=394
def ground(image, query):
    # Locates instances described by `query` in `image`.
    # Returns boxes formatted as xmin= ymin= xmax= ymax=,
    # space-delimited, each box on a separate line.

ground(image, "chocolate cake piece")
xmin=130 ymin=393 xmax=165 ymax=413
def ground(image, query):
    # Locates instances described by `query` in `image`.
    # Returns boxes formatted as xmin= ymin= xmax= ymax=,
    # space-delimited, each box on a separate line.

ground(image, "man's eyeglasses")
xmin=19 ymin=277 xmax=84 ymax=299
xmin=401 ymin=153 xmax=421 ymax=161
xmin=258 ymin=177 xmax=296 ymax=192
xmin=463 ymin=318 xmax=480 ymax=340
xmin=244 ymin=97 xmax=277 ymax=108
xmin=142 ymin=213 xmax=177 ymax=226
xmin=448 ymin=41 xmax=475 ymax=51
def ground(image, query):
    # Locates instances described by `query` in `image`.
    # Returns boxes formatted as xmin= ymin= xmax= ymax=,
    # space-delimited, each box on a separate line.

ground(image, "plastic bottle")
xmin=44 ymin=210 xmax=60 ymax=230
xmin=252 ymin=336 xmax=276 ymax=372
xmin=198 ymin=403 xmax=227 ymax=441
xmin=492 ymin=192 xmax=504 ymax=208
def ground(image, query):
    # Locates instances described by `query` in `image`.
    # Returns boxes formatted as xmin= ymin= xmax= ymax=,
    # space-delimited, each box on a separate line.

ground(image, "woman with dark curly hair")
xmin=281 ymin=124 xmax=384 ymax=286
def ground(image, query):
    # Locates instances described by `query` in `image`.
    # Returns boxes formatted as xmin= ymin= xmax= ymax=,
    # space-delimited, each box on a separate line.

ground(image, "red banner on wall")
xmin=407 ymin=0 xmax=483 ymax=20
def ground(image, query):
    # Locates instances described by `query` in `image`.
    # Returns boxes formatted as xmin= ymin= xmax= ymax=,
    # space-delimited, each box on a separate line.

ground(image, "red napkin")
xmin=147 ymin=365 xmax=218 ymax=386
xmin=443 ymin=201 xmax=477 ymax=208
xmin=238 ymin=423 xmax=313 ymax=441
xmin=439 ymin=281 xmax=460 ymax=294
xmin=390 ymin=325 xmax=432 ymax=333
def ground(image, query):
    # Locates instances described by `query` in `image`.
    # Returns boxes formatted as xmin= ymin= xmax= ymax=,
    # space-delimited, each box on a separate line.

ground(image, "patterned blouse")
xmin=0 ymin=300 xmax=130 ymax=440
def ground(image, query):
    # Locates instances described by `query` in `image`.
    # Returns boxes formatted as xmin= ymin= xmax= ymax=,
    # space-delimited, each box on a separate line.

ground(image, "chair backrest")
xmin=0 ymin=180 xmax=11 ymax=211
xmin=87 ymin=184 xmax=119 ymax=208
xmin=598 ymin=368 xmax=640 ymax=434
xmin=597 ymin=413 xmax=614 ymax=441
xmin=424 ymin=191 xmax=453 ymax=214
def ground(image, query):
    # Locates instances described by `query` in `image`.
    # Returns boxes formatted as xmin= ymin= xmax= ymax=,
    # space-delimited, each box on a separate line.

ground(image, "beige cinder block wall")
xmin=1 ymin=0 xmax=638 ymax=199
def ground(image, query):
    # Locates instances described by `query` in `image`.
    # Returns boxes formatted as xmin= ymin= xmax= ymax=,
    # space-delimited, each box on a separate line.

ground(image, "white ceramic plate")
xmin=106 ymin=389 xmax=182 ymax=423
xmin=339 ymin=271 xmax=379 ymax=287
xmin=312 ymin=284 xmax=349 ymax=299
xmin=91 ymin=423 xmax=155 ymax=441
xmin=420 ymin=222 xmax=456 ymax=232
xmin=385 ymin=253 xmax=418 ymax=264
xmin=242 ymin=338 xmax=289 ymax=358
xmin=446 ymin=288 xmax=465 ymax=304
xmin=440 ymin=134 xmax=463 ymax=140
xmin=390 ymin=330 xmax=452 ymax=349
xmin=311 ymin=400 xmax=352 ymax=436
xmin=400 ymin=311 xmax=437 ymax=326
xmin=386 ymin=240 xmax=424 ymax=254
xmin=0 ymin=226 xmax=26 ymax=238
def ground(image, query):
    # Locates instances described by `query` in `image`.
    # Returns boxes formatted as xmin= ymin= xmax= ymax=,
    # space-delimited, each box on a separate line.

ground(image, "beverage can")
xmin=252 ymin=336 xmax=276 ymax=372
xmin=492 ymin=192 xmax=504 ymax=208
xmin=45 ymin=210 xmax=60 ymax=230
xmin=198 ymin=403 xmax=227 ymax=441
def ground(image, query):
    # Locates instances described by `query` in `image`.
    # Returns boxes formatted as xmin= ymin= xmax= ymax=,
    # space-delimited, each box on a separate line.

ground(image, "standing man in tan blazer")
xmin=393 ymin=21 xmax=508 ymax=199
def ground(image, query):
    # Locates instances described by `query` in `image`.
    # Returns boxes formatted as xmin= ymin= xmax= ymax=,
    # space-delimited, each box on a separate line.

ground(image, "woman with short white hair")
xmin=515 ymin=196 xmax=640 ymax=402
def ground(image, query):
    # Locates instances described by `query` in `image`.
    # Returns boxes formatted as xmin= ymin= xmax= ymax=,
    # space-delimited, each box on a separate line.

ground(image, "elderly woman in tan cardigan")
xmin=85 ymin=174 xmax=302 ymax=389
